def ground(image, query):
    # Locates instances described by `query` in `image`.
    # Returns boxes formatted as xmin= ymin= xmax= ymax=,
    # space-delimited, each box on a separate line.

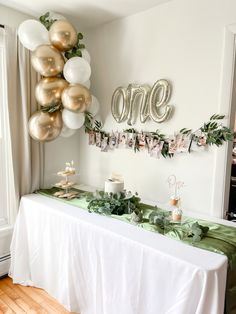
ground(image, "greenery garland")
xmin=148 ymin=210 xmax=209 ymax=242
xmin=84 ymin=112 xmax=235 ymax=158
xmin=85 ymin=190 xmax=141 ymax=216
xmin=85 ymin=190 xmax=209 ymax=242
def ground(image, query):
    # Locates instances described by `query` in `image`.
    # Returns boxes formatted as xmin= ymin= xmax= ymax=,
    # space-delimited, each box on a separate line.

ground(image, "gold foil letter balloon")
xmin=31 ymin=45 xmax=64 ymax=77
xmin=35 ymin=77 xmax=68 ymax=107
xmin=111 ymin=87 xmax=129 ymax=123
xmin=149 ymin=79 xmax=172 ymax=123
xmin=62 ymin=84 xmax=92 ymax=113
xmin=49 ymin=20 xmax=77 ymax=51
xmin=28 ymin=110 xmax=62 ymax=142
xmin=126 ymin=84 xmax=150 ymax=125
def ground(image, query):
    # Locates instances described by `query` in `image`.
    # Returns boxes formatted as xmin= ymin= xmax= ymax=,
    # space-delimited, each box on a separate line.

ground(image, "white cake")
xmin=104 ymin=180 xmax=124 ymax=194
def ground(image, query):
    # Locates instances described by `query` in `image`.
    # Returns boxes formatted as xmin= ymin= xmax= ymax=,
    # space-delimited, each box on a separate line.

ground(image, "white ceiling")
xmin=0 ymin=0 xmax=172 ymax=29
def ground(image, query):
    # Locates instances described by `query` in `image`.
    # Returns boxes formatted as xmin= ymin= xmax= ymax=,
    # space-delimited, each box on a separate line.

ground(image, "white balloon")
xmin=60 ymin=125 xmax=76 ymax=138
xmin=82 ymin=80 xmax=91 ymax=89
xmin=62 ymin=109 xmax=85 ymax=129
xmin=18 ymin=19 xmax=49 ymax=51
xmin=81 ymin=49 xmax=91 ymax=63
xmin=63 ymin=57 xmax=91 ymax=84
xmin=88 ymin=95 xmax=100 ymax=116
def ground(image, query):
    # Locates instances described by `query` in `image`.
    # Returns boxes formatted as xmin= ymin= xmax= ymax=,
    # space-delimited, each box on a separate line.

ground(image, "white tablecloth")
xmin=9 ymin=194 xmax=229 ymax=314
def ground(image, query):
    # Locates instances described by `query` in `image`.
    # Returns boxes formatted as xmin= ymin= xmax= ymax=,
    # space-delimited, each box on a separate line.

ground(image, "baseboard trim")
xmin=0 ymin=256 xmax=10 ymax=277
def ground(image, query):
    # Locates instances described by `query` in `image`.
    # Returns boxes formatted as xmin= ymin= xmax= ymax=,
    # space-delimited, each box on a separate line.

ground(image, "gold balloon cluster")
xmin=28 ymin=19 xmax=92 ymax=142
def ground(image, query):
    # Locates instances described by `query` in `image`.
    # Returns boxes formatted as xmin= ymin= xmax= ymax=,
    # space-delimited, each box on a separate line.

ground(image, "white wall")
xmin=43 ymin=131 xmax=80 ymax=186
xmin=0 ymin=4 xmax=32 ymax=27
xmin=78 ymin=0 xmax=236 ymax=217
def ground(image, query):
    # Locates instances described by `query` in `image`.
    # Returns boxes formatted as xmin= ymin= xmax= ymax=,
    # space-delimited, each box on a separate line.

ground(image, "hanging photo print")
xmin=126 ymin=133 xmax=135 ymax=149
xmin=89 ymin=131 xmax=96 ymax=145
xmin=101 ymin=136 xmax=109 ymax=152
xmin=176 ymin=134 xmax=191 ymax=153
xmin=197 ymin=133 xmax=207 ymax=147
xmin=137 ymin=133 xmax=146 ymax=150
xmin=109 ymin=132 xmax=117 ymax=149
xmin=118 ymin=133 xmax=127 ymax=149
xmin=86 ymin=114 xmax=234 ymax=160
xmin=95 ymin=132 xmax=102 ymax=148
xmin=149 ymin=139 xmax=164 ymax=159
xmin=168 ymin=135 xmax=178 ymax=154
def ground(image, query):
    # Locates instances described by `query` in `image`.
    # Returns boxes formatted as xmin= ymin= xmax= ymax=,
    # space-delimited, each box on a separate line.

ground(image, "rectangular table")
xmin=9 ymin=194 xmax=231 ymax=314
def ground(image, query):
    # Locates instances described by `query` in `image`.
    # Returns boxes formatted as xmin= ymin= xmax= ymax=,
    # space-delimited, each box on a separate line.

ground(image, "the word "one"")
xmin=111 ymin=79 xmax=173 ymax=125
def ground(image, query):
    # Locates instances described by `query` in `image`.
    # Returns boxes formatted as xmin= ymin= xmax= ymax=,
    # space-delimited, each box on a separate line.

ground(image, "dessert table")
xmin=9 ymin=192 xmax=236 ymax=314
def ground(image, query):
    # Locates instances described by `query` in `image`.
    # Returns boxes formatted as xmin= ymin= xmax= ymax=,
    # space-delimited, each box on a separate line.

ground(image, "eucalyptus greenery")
xmin=39 ymin=12 xmax=86 ymax=60
xmin=84 ymin=111 xmax=102 ymax=134
xmin=85 ymin=114 xmax=234 ymax=158
xmin=187 ymin=222 xmax=209 ymax=242
xmin=148 ymin=210 xmax=209 ymax=242
xmin=85 ymin=190 xmax=141 ymax=216
xmin=179 ymin=114 xmax=235 ymax=147
xmin=64 ymin=33 xmax=85 ymax=60
xmin=41 ymin=103 xmax=61 ymax=113
xmin=39 ymin=12 xmax=56 ymax=30
xmin=200 ymin=114 xmax=234 ymax=146
xmin=149 ymin=210 xmax=171 ymax=229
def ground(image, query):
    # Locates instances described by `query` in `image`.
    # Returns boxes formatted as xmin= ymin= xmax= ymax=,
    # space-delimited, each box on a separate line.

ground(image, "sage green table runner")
xmin=37 ymin=188 xmax=236 ymax=313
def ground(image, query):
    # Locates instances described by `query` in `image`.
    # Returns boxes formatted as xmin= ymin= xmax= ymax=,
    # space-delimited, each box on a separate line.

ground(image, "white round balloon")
xmin=88 ymin=95 xmax=100 ymax=116
xmin=18 ymin=19 xmax=49 ymax=51
xmin=60 ymin=125 xmax=76 ymax=138
xmin=62 ymin=109 xmax=85 ymax=129
xmin=63 ymin=57 xmax=91 ymax=84
xmin=81 ymin=49 xmax=91 ymax=63
xmin=82 ymin=80 xmax=91 ymax=89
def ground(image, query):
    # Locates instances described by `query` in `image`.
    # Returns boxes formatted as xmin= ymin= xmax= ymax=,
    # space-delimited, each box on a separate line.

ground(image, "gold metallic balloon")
xmin=28 ymin=110 xmax=62 ymax=142
xmin=49 ymin=20 xmax=77 ymax=51
xmin=61 ymin=84 xmax=92 ymax=113
xmin=35 ymin=77 xmax=68 ymax=107
xmin=31 ymin=45 xmax=64 ymax=77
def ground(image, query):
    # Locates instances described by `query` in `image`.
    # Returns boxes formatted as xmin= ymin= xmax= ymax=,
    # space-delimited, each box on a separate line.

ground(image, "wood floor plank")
xmin=40 ymin=301 xmax=60 ymax=314
xmin=0 ymin=281 xmax=19 ymax=301
xmin=32 ymin=287 xmax=72 ymax=313
xmin=17 ymin=284 xmax=46 ymax=304
xmin=1 ymin=279 xmax=42 ymax=313
xmin=0 ymin=298 xmax=14 ymax=314
xmin=0 ymin=291 xmax=25 ymax=314
xmin=0 ymin=277 xmax=76 ymax=313
xmin=3 ymin=281 xmax=40 ymax=312
xmin=15 ymin=298 xmax=33 ymax=313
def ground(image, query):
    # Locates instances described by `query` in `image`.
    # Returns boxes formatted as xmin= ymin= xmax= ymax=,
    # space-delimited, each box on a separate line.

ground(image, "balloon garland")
xmin=18 ymin=12 xmax=100 ymax=142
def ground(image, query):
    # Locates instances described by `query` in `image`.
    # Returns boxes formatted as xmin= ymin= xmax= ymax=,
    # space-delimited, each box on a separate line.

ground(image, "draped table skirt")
xmin=9 ymin=194 xmax=229 ymax=314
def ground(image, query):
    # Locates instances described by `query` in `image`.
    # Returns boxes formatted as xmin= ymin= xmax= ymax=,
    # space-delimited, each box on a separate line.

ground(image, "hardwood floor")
xmin=0 ymin=277 xmax=77 ymax=313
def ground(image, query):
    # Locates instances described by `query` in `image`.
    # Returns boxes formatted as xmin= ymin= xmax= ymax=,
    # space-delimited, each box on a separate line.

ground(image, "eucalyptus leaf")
xmin=85 ymin=190 xmax=142 ymax=216
xmin=187 ymin=222 xmax=209 ymax=242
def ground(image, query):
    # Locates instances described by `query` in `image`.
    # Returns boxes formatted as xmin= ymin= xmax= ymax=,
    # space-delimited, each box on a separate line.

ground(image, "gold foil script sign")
xmin=111 ymin=79 xmax=173 ymax=125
